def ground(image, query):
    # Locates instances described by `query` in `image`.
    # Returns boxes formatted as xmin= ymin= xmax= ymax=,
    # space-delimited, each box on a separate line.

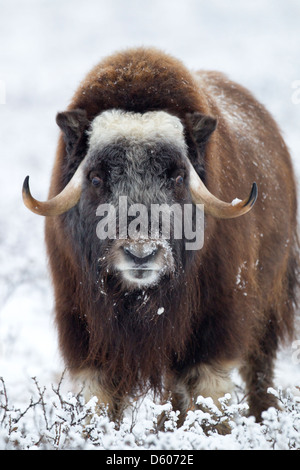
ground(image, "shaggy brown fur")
xmin=44 ymin=47 xmax=299 ymax=427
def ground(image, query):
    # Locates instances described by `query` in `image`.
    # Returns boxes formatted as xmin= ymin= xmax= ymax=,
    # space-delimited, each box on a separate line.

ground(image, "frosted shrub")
xmin=0 ymin=376 xmax=299 ymax=450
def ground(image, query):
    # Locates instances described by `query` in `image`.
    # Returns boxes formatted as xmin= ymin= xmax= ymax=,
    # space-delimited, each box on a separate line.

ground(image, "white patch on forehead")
xmin=87 ymin=109 xmax=186 ymax=151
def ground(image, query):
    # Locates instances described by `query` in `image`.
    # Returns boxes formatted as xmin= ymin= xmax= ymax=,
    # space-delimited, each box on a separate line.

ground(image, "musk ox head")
xmin=82 ymin=109 xmax=198 ymax=291
xmin=23 ymin=108 xmax=257 ymax=293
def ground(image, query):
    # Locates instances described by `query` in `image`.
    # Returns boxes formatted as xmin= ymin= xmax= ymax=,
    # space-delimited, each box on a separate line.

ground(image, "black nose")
xmin=123 ymin=245 xmax=159 ymax=265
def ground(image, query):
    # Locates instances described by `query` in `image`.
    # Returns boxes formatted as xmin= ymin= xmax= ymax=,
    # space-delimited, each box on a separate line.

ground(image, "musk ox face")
xmin=79 ymin=110 xmax=196 ymax=291
xmin=23 ymin=107 xmax=256 ymax=293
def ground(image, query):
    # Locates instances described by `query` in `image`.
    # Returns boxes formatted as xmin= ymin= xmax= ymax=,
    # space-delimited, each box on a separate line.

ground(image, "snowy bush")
xmin=1 ymin=375 xmax=299 ymax=450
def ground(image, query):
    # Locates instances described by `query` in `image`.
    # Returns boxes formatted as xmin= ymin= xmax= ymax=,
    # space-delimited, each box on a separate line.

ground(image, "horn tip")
xmin=22 ymin=176 xmax=40 ymax=214
xmin=22 ymin=176 xmax=30 ymax=195
xmin=22 ymin=176 xmax=32 ymax=201
xmin=245 ymin=182 xmax=258 ymax=208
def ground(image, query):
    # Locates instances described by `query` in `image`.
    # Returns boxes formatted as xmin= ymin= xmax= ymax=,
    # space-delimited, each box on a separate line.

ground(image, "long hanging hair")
xmin=73 ymin=223 xmax=202 ymax=398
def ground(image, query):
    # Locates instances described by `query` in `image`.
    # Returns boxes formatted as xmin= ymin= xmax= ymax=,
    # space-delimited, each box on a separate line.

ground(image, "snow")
xmin=231 ymin=198 xmax=242 ymax=206
xmin=0 ymin=0 xmax=300 ymax=450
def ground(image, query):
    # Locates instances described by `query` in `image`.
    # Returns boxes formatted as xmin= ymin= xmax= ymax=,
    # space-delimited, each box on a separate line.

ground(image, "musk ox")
xmin=23 ymin=48 xmax=299 ymax=431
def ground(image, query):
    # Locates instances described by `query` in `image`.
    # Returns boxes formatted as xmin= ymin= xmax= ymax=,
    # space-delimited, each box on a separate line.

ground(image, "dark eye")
xmin=175 ymin=175 xmax=184 ymax=185
xmin=91 ymin=175 xmax=102 ymax=187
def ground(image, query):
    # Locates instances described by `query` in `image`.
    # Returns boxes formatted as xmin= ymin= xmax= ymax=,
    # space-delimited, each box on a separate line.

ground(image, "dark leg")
xmin=240 ymin=323 xmax=280 ymax=421
xmin=158 ymin=361 xmax=235 ymax=434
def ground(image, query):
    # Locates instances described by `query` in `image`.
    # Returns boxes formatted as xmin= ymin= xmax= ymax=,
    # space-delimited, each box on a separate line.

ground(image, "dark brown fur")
xmin=45 ymin=48 xmax=299 ymax=425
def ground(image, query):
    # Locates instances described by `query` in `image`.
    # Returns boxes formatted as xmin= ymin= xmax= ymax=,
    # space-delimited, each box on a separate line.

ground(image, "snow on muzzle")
xmin=110 ymin=239 xmax=175 ymax=289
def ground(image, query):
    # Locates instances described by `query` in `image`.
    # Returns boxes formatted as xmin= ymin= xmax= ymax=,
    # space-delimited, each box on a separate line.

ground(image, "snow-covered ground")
xmin=0 ymin=0 xmax=299 ymax=449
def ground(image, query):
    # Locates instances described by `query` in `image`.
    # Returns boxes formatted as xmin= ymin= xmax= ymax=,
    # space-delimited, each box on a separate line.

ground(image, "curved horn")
xmin=22 ymin=159 xmax=85 ymax=216
xmin=187 ymin=160 xmax=257 ymax=219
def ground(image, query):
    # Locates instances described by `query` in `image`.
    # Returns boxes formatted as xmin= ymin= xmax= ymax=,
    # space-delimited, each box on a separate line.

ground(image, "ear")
xmin=186 ymin=112 xmax=217 ymax=147
xmin=56 ymin=109 xmax=89 ymax=156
